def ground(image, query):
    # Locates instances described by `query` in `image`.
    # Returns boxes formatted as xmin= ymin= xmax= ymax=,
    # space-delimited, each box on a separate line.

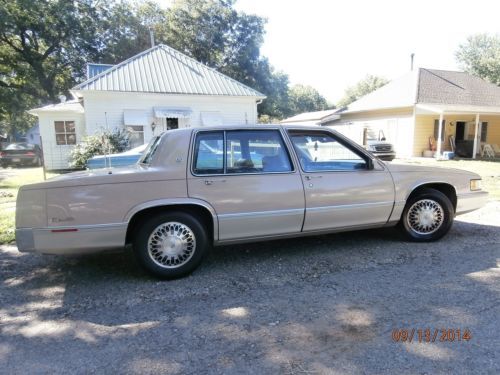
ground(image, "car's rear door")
xmin=287 ymin=129 xmax=395 ymax=232
xmin=187 ymin=128 xmax=305 ymax=241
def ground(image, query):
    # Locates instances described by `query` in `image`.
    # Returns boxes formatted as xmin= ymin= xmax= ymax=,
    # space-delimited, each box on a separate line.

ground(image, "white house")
xmin=28 ymin=44 xmax=266 ymax=170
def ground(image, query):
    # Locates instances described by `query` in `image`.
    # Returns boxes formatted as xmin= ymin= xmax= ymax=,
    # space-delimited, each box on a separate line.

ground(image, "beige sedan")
xmin=16 ymin=125 xmax=488 ymax=278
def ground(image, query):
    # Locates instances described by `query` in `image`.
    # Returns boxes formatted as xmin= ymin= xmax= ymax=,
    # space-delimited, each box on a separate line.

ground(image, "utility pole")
xmin=411 ymin=53 xmax=415 ymax=71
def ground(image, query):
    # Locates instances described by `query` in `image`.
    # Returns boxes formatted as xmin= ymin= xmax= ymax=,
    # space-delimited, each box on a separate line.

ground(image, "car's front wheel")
xmin=133 ymin=212 xmax=209 ymax=279
xmin=399 ymin=188 xmax=454 ymax=241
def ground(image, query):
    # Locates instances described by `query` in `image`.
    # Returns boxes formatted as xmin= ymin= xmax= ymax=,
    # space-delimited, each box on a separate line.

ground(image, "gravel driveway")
xmin=1 ymin=202 xmax=499 ymax=374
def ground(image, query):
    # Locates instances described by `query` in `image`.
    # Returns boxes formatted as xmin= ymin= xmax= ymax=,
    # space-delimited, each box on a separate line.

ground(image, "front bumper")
xmin=373 ymin=152 xmax=396 ymax=161
xmin=456 ymin=191 xmax=489 ymax=215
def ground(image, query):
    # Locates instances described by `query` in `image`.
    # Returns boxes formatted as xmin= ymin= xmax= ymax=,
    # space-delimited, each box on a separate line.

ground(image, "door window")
xmin=192 ymin=130 xmax=292 ymax=175
xmin=289 ymin=131 xmax=367 ymax=172
xmin=226 ymin=130 xmax=292 ymax=174
xmin=193 ymin=131 xmax=224 ymax=175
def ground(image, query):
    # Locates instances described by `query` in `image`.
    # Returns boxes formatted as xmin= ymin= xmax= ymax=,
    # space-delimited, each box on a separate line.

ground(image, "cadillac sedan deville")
xmin=16 ymin=125 xmax=488 ymax=279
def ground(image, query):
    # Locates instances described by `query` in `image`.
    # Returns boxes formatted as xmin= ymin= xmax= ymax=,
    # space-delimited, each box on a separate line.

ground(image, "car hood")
xmin=386 ymin=162 xmax=480 ymax=178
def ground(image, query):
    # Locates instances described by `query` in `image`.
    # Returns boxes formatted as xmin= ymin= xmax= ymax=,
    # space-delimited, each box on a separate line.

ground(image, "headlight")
xmin=470 ymin=179 xmax=482 ymax=191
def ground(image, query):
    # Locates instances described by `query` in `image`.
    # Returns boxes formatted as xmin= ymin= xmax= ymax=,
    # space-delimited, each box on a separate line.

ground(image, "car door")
xmin=287 ymin=129 xmax=395 ymax=232
xmin=187 ymin=129 xmax=305 ymax=241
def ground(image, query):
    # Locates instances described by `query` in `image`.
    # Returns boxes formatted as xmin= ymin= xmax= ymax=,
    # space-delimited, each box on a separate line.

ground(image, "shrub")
xmin=70 ymin=129 xmax=130 ymax=168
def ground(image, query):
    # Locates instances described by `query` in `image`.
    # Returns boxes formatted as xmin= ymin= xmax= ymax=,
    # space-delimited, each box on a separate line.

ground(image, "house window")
xmin=167 ymin=118 xmax=178 ymax=130
xmin=433 ymin=119 xmax=445 ymax=142
xmin=481 ymin=122 xmax=488 ymax=142
xmin=126 ymin=125 xmax=144 ymax=148
xmin=54 ymin=121 xmax=76 ymax=145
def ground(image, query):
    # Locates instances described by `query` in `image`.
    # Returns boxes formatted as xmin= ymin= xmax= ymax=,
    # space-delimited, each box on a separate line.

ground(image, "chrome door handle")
xmin=204 ymin=179 xmax=226 ymax=185
xmin=305 ymin=175 xmax=322 ymax=180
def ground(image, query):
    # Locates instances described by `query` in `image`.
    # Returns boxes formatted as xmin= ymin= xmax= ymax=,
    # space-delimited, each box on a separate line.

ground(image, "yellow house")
xmin=324 ymin=68 xmax=500 ymax=159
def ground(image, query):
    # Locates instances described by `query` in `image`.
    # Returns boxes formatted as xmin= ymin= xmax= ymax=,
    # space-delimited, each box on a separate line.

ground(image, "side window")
xmin=289 ymin=131 xmax=367 ymax=172
xmin=55 ymin=121 xmax=76 ymax=145
xmin=193 ymin=131 xmax=224 ymax=175
xmin=226 ymin=130 xmax=292 ymax=174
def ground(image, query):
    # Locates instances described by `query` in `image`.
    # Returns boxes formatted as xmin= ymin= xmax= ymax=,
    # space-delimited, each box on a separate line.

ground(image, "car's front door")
xmin=287 ymin=130 xmax=395 ymax=232
xmin=187 ymin=129 xmax=305 ymax=241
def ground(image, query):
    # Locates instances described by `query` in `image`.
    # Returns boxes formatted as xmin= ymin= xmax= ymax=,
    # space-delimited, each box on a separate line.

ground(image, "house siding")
xmin=38 ymin=112 xmax=85 ymax=170
xmin=81 ymin=91 xmax=258 ymax=140
xmin=330 ymin=107 xmax=415 ymax=158
xmin=414 ymin=114 xmax=500 ymax=156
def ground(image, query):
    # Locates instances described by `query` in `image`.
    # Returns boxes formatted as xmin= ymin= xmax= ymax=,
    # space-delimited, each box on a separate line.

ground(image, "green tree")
xmin=337 ymin=75 xmax=389 ymax=108
xmin=456 ymin=33 xmax=500 ymax=85
xmin=288 ymin=84 xmax=330 ymax=116
xmin=0 ymin=0 xmax=103 ymax=102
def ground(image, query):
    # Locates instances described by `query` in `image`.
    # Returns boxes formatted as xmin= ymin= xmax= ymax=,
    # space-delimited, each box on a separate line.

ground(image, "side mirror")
xmin=381 ymin=137 xmax=386 ymax=141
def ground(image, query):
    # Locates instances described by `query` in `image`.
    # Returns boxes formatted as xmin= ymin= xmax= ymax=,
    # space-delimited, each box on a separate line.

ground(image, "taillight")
xmin=25 ymin=152 xmax=35 ymax=156
xmin=0 ymin=152 xmax=6 ymax=157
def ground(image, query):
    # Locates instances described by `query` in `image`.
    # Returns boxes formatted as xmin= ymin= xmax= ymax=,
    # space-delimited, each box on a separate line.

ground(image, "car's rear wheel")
xmin=398 ymin=188 xmax=454 ymax=241
xmin=133 ymin=212 xmax=209 ymax=279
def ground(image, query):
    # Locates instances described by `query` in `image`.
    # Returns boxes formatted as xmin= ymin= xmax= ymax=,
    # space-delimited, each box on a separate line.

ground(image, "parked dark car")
xmin=0 ymin=143 xmax=43 ymax=168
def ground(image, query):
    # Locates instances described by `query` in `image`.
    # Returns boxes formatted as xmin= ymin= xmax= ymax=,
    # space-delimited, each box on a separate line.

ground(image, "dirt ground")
xmin=1 ymin=199 xmax=499 ymax=374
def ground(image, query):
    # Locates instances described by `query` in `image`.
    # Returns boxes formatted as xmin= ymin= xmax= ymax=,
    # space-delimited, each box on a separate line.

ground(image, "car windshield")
xmin=5 ymin=143 xmax=34 ymax=150
xmin=139 ymin=136 xmax=161 ymax=164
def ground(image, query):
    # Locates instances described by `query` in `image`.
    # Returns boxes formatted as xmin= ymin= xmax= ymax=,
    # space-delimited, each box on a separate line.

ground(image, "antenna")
xmin=410 ymin=53 xmax=415 ymax=71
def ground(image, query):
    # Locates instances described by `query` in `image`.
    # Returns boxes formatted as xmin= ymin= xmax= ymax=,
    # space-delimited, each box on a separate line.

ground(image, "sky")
xmin=233 ymin=0 xmax=500 ymax=103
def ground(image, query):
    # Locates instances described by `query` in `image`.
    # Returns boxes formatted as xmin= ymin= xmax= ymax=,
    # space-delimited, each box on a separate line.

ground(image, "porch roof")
xmin=416 ymin=103 xmax=500 ymax=115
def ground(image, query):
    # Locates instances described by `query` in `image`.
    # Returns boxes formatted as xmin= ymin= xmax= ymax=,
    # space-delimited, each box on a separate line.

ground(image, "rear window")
xmin=5 ymin=143 xmax=34 ymax=150
xmin=139 ymin=136 xmax=161 ymax=164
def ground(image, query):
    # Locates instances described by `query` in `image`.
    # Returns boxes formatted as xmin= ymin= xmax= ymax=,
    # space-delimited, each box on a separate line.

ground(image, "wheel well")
xmin=408 ymin=183 xmax=457 ymax=211
xmin=125 ymin=204 xmax=215 ymax=244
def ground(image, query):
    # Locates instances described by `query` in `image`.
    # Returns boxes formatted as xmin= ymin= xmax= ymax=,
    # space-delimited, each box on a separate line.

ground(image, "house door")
xmin=456 ymin=122 xmax=466 ymax=141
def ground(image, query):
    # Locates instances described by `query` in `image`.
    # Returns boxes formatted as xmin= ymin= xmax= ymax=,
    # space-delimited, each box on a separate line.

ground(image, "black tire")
xmin=398 ymin=188 xmax=454 ymax=242
xmin=1 ymin=163 xmax=7 ymax=169
xmin=133 ymin=211 xmax=210 ymax=279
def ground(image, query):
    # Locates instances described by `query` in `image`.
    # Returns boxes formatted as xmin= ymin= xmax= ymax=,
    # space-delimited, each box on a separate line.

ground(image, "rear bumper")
xmin=456 ymin=191 xmax=489 ymax=215
xmin=1 ymin=156 xmax=38 ymax=163
xmin=16 ymin=223 xmax=127 ymax=255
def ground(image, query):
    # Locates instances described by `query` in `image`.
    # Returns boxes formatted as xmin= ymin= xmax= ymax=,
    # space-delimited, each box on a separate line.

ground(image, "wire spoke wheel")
xmin=406 ymin=199 xmax=444 ymax=235
xmin=147 ymin=222 xmax=196 ymax=269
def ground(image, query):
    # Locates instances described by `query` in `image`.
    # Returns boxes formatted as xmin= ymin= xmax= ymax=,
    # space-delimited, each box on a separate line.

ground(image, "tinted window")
xmin=289 ymin=131 xmax=366 ymax=172
xmin=226 ymin=130 xmax=292 ymax=174
xmin=193 ymin=132 xmax=224 ymax=175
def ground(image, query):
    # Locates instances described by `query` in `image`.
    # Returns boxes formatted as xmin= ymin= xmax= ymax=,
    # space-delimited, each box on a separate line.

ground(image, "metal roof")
xmin=281 ymin=109 xmax=341 ymax=124
xmin=28 ymin=99 xmax=84 ymax=115
xmin=73 ymin=44 xmax=265 ymax=98
xmin=86 ymin=63 xmax=114 ymax=79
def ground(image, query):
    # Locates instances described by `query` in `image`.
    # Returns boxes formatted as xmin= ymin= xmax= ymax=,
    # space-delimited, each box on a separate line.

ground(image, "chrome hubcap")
xmin=148 ymin=222 xmax=196 ymax=268
xmin=406 ymin=199 xmax=444 ymax=235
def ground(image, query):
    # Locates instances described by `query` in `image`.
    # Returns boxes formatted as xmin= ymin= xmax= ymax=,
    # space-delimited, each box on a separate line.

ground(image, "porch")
xmin=414 ymin=104 xmax=500 ymax=159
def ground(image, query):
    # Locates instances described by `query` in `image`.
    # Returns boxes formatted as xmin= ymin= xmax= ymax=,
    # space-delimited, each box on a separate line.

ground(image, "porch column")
xmin=436 ymin=112 xmax=444 ymax=157
xmin=472 ymin=113 xmax=480 ymax=159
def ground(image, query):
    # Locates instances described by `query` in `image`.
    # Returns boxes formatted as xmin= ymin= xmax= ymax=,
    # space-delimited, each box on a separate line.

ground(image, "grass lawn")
xmin=0 ymin=168 xmax=58 ymax=244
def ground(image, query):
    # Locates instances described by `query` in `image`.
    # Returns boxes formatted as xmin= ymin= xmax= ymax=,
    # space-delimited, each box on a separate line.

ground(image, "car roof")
xmin=157 ymin=124 xmax=329 ymax=138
